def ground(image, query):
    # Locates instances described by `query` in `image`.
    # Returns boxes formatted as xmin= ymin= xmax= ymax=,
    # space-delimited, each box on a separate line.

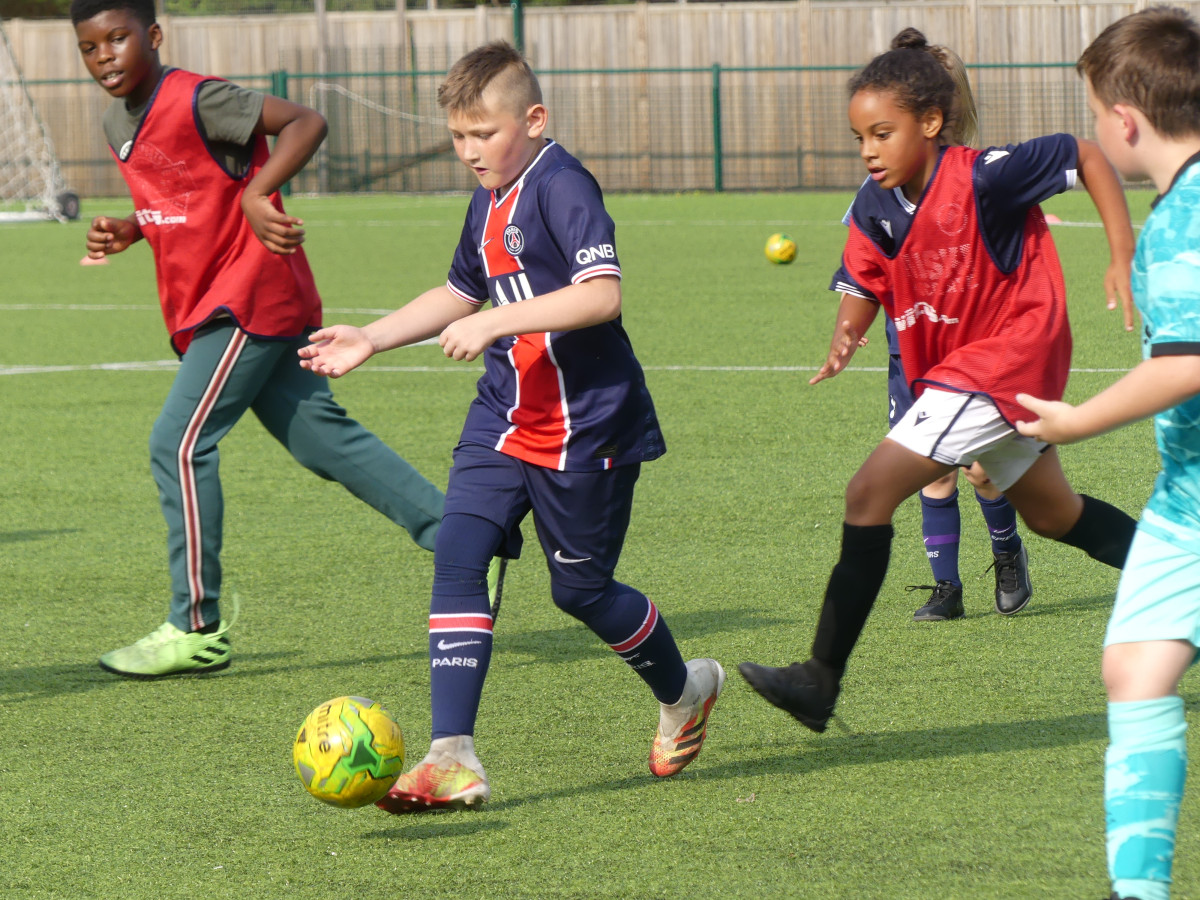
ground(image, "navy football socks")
xmin=920 ymin=489 xmax=962 ymax=585
xmin=563 ymin=580 xmax=688 ymax=704
xmin=975 ymin=490 xmax=1022 ymax=557
xmin=428 ymin=513 xmax=501 ymax=739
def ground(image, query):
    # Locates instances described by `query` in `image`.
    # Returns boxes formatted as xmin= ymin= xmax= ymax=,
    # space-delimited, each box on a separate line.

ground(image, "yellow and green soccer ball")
xmin=764 ymin=232 xmax=797 ymax=264
xmin=293 ymin=696 xmax=405 ymax=808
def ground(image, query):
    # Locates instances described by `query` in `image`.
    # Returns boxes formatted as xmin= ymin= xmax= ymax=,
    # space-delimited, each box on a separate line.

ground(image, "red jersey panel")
xmin=113 ymin=69 xmax=321 ymax=354
xmin=474 ymin=182 xmax=570 ymax=467
xmin=842 ymin=146 xmax=1071 ymax=424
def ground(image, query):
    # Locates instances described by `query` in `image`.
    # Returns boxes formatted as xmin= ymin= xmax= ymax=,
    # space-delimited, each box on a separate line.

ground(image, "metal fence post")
xmin=511 ymin=0 xmax=525 ymax=53
xmin=270 ymin=68 xmax=289 ymax=100
xmin=270 ymin=69 xmax=292 ymax=196
xmin=711 ymin=62 xmax=723 ymax=192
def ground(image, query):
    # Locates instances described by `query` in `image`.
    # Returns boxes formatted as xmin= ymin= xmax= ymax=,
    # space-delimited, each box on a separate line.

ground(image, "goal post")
xmin=0 ymin=17 xmax=79 ymax=223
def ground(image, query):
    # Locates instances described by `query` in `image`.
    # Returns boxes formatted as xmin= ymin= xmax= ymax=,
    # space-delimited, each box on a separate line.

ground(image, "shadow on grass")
xmin=437 ymin=709 xmax=1115 ymax=816
xmin=493 ymin=608 xmax=790 ymax=664
xmin=1006 ymin=592 xmax=1117 ymax=618
xmin=0 ymin=528 xmax=82 ymax=544
xmin=362 ymin=815 xmax=508 ymax=841
xmin=0 ymin=662 xmax=113 ymax=703
xmin=0 ymin=650 xmax=373 ymax=702
xmin=353 ymin=704 xmax=1112 ymax=827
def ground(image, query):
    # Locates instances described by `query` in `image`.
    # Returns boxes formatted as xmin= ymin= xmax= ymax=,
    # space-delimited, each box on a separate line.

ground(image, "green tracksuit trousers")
xmin=150 ymin=321 xmax=443 ymax=631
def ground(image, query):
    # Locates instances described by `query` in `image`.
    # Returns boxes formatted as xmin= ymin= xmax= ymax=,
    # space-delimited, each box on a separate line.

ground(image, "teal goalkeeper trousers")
xmin=150 ymin=320 xmax=444 ymax=632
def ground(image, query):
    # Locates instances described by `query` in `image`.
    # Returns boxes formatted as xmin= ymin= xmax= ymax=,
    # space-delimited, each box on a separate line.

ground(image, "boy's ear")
xmin=148 ymin=22 xmax=164 ymax=51
xmin=525 ymin=103 xmax=548 ymax=138
xmin=1111 ymin=103 xmax=1139 ymax=144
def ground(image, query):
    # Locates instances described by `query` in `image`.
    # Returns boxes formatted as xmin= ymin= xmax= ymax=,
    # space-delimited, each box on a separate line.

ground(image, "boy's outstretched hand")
xmin=1014 ymin=393 xmax=1079 ymax=445
xmin=298 ymin=325 xmax=375 ymax=378
xmin=85 ymin=215 xmax=142 ymax=259
xmin=242 ymin=192 xmax=306 ymax=254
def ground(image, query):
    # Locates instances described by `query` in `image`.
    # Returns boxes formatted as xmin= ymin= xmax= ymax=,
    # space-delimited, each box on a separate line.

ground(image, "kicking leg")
xmin=741 ymin=440 xmax=950 ymax=730
xmin=253 ymin=339 xmax=444 ymax=552
xmin=535 ymin=463 xmax=723 ymax=777
xmin=1003 ymin=448 xmax=1134 ymax=567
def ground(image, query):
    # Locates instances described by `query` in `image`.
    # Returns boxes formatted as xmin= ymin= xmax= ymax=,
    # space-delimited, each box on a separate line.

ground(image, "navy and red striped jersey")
xmin=446 ymin=140 xmax=664 ymax=472
xmin=830 ymin=137 xmax=1079 ymax=425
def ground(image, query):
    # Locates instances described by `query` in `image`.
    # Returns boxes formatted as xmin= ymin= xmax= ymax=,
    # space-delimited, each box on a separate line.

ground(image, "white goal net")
xmin=0 ymin=18 xmax=77 ymax=222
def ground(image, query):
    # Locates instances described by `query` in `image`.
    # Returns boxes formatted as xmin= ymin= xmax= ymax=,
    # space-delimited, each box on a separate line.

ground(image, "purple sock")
xmin=921 ymin=489 xmax=961 ymax=585
xmin=975 ymin=491 xmax=1022 ymax=556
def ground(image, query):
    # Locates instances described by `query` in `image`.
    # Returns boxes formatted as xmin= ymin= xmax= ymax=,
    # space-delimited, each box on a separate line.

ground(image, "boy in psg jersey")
xmin=300 ymin=41 xmax=724 ymax=811
xmin=71 ymin=0 xmax=449 ymax=678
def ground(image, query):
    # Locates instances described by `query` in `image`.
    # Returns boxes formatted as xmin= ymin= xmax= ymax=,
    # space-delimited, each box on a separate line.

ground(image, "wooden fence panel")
xmin=7 ymin=0 xmax=1200 ymax=196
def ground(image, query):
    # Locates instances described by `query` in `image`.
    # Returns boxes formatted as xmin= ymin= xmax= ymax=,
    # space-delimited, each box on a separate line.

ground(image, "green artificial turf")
xmin=0 ymin=187 xmax=1185 ymax=899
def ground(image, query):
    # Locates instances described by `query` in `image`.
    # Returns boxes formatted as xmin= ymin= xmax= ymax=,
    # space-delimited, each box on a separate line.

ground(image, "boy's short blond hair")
xmin=1078 ymin=5 xmax=1200 ymax=139
xmin=438 ymin=41 xmax=543 ymax=117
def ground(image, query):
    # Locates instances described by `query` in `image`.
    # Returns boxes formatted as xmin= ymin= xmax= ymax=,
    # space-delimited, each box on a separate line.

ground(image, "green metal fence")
xmin=29 ymin=62 xmax=1090 ymax=198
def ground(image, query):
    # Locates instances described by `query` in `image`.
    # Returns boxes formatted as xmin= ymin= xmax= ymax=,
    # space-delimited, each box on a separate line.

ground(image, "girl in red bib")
xmin=741 ymin=28 xmax=1140 ymax=732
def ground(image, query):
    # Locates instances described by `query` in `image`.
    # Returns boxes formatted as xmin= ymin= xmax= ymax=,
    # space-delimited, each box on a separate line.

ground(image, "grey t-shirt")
xmin=103 ymin=68 xmax=266 ymax=175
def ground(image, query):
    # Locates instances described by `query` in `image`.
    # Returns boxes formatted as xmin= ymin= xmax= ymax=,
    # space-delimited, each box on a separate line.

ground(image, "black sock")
xmin=811 ymin=522 xmax=894 ymax=673
xmin=1057 ymin=494 xmax=1136 ymax=569
xmin=196 ymin=621 xmax=220 ymax=635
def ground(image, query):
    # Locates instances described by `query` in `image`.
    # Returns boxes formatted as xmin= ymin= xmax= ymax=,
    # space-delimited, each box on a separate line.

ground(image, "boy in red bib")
xmin=72 ymin=0 xmax=446 ymax=678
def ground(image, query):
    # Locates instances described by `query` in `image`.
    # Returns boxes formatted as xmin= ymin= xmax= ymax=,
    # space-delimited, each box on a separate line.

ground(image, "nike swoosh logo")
xmin=554 ymin=550 xmax=592 ymax=564
xmin=436 ymin=639 xmax=483 ymax=651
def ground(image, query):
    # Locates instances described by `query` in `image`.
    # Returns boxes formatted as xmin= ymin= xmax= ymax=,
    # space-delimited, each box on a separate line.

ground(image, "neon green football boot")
xmin=99 ymin=618 xmax=233 ymax=679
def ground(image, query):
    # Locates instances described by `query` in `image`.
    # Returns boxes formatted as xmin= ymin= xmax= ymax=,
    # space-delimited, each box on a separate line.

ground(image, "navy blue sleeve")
xmin=975 ymin=135 xmax=1078 ymax=213
xmin=829 ymin=261 xmax=877 ymax=302
xmin=446 ymin=194 xmax=489 ymax=305
xmin=831 ymin=179 xmax=886 ymax=301
xmin=542 ymin=167 xmax=621 ymax=282
xmin=974 ymin=134 xmax=1078 ymax=272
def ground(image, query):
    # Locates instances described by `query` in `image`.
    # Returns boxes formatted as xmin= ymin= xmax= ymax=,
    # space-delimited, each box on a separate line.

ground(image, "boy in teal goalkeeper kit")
xmin=72 ymin=0 xmax=445 ymax=678
xmin=1018 ymin=9 xmax=1200 ymax=899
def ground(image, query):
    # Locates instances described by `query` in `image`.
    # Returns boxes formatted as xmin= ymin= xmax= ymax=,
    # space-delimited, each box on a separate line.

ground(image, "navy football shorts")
xmin=443 ymin=441 xmax=641 ymax=588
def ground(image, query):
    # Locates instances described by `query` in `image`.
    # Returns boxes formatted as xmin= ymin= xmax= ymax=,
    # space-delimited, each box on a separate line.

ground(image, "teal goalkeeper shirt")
xmin=1134 ymin=150 xmax=1200 ymax=554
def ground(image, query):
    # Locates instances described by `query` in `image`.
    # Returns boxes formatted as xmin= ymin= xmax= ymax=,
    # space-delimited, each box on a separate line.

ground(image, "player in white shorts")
xmin=738 ymin=25 xmax=1139 ymax=736
xmin=889 ymin=388 xmax=1049 ymax=494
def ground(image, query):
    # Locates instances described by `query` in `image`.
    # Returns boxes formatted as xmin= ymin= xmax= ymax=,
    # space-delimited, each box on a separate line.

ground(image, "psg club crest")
xmin=504 ymin=224 xmax=525 ymax=256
